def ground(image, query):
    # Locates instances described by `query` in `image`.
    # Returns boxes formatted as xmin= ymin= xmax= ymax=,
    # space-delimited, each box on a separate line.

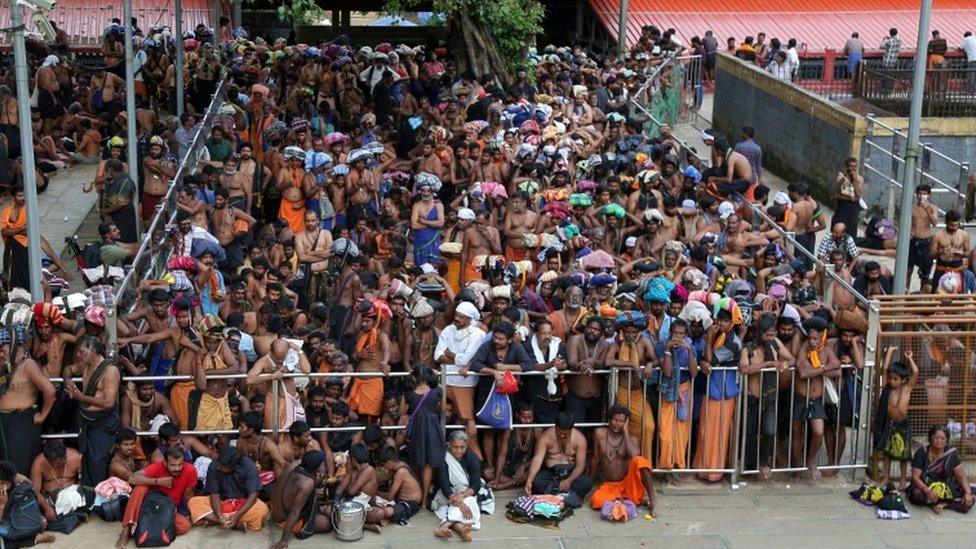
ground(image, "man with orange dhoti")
xmin=606 ymin=311 xmax=656 ymax=459
xmin=693 ymin=300 xmax=743 ymax=482
xmin=348 ymin=299 xmax=392 ymax=422
xmin=277 ymin=146 xmax=311 ymax=233
xmin=655 ymin=319 xmax=698 ymax=481
xmin=590 ymin=405 xmax=658 ymax=517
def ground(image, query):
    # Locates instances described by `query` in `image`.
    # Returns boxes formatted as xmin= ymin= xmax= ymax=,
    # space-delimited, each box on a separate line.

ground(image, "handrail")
xmin=736 ymin=194 xmax=874 ymax=309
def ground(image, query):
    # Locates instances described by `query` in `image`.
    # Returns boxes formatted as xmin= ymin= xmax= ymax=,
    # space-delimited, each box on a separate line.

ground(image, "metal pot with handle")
xmin=332 ymin=500 xmax=366 ymax=541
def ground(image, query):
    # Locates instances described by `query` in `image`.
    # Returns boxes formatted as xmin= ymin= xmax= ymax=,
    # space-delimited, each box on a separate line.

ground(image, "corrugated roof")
xmin=0 ymin=0 xmax=213 ymax=47
xmin=589 ymin=0 xmax=976 ymax=52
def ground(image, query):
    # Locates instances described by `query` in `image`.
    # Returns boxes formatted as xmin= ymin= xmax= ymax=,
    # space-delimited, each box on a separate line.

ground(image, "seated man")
xmin=270 ymin=451 xmax=332 ymax=548
xmin=108 ymin=428 xmax=138 ymax=481
xmin=334 ymin=444 xmax=378 ymax=530
xmin=236 ymin=411 xmax=286 ymax=490
xmin=590 ymin=405 xmax=658 ymax=516
xmin=362 ymin=424 xmax=397 ymax=466
xmin=524 ymin=412 xmax=593 ymax=500
xmin=30 ymin=440 xmax=82 ymax=522
xmin=115 ymin=447 xmax=197 ymax=548
xmin=188 ymin=446 xmax=269 ymax=532
xmin=493 ymin=402 xmax=540 ymax=490
xmin=278 ymin=421 xmax=323 ymax=464
xmin=371 ymin=447 xmax=423 ymax=529
xmin=0 ymin=460 xmax=55 ymax=547
xmin=149 ymin=422 xmax=216 ymax=463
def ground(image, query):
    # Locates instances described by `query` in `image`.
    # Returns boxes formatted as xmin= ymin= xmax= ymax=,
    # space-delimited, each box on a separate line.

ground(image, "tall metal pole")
xmin=175 ymin=0 xmax=185 ymax=118
xmin=10 ymin=2 xmax=43 ymax=300
xmin=892 ymin=0 xmax=933 ymax=294
xmin=124 ymin=0 xmax=140 ymax=235
xmin=617 ymin=0 xmax=629 ymax=60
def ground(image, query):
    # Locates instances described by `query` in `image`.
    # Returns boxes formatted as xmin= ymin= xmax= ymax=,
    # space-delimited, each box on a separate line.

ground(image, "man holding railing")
xmin=793 ymin=317 xmax=841 ymax=480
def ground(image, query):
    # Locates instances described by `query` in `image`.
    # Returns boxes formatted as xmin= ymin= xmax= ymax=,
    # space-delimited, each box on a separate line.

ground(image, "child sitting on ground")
xmin=874 ymin=348 xmax=918 ymax=490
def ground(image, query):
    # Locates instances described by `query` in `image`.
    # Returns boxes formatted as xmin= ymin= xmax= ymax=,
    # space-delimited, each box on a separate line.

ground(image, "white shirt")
xmin=962 ymin=35 xmax=976 ymax=62
xmin=435 ymin=324 xmax=486 ymax=388
xmin=786 ymin=47 xmax=800 ymax=77
xmin=133 ymin=49 xmax=147 ymax=82
xmin=766 ymin=60 xmax=792 ymax=81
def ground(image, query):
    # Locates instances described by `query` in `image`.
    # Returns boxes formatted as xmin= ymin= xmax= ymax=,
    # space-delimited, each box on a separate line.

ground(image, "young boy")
xmin=875 ymin=348 xmax=918 ymax=489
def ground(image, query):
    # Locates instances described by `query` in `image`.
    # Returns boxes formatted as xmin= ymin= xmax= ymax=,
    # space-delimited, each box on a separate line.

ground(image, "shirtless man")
xmin=218 ymin=155 xmax=253 ymax=212
xmin=524 ymin=412 xmax=593 ymax=499
xmin=246 ymin=339 xmax=311 ymax=435
xmin=929 ymin=209 xmax=970 ymax=290
xmin=211 ymin=188 xmax=256 ymax=271
xmin=606 ymin=315 xmax=657 ymax=457
xmin=270 ymin=451 xmax=331 ymax=549
xmin=590 ymin=405 xmax=657 ymax=516
xmin=412 ymin=139 xmax=444 ymax=177
xmin=277 ymin=149 xmax=315 ymax=233
xmin=119 ymin=298 xmax=204 ymax=430
xmin=908 ymin=184 xmax=939 ymax=287
xmin=176 ymin=186 xmax=209 ymax=228
xmin=738 ymin=313 xmax=793 ymax=479
xmin=237 ymin=411 xmax=287 ymax=478
xmin=710 ymin=136 xmax=753 ymax=186
xmin=30 ymin=441 xmax=82 ymax=521
xmin=503 ymin=192 xmax=538 ymax=261
xmin=789 ymin=182 xmax=826 ymax=269
xmin=346 ymin=154 xmax=379 ymax=225
xmin=492 ymin=403 xmax=542 ymax=490
xmin=371 ymin=447 xmax=423 ymax=530
xmin=278 ymin=421 xmax=323 ymax=464
xmin=793 ymin=316 xmax=841 ymax=480
xmin=238 ymin=144 xmax=272 ymax=204
xmin=142 ymin=137 xmax=176 ymax=222
xmin=0 ymin=330 xmax=56 ymax=476
xmin=295 ymin=210 xmax=334 ymax=301
xmin=334 ymin=444 xmax=378 ymax=522
xmin=108 ymin=429 xmax=138 ymax=481
xmin=718 ymin=214 xmax=769 ymax=273
xmin=64 ymin=336 xmax=121 ymax=501
xmin=36 ymin=56 xmax=63 ymax=134
xmin=349 ymin=304 xmax=391 ymax=423
xmin=120 ymin=379 xmax=177 ymax=460
xmin=566 ymin=317 xmax=608 ymax=425
xmin=460 ymin=209 xmax=501 ymax=284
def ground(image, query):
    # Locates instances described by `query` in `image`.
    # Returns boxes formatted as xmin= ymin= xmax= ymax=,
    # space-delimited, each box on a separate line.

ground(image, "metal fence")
xmin=860 ymin=114 xmax=971 ymax=222
xmin=857 ymin=61 xmax=976 ymax=118
xmin=873 ymin=294 xmax=976 ymax=460
xmin=630 ymin=54 xmax=704 ymax=138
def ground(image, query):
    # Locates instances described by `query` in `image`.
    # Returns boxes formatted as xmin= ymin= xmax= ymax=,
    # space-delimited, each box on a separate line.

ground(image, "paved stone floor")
xmin=44 ymin=476 xmax=975 ymax=548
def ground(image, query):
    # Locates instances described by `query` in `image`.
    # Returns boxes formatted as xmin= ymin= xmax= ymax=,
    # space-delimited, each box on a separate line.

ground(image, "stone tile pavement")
xmin=43 ymin=477 xmax=974 ymax=549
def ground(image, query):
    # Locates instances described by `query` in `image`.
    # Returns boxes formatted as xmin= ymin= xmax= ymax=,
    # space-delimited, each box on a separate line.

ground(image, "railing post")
xmin=887 ymin=131 xmax=901 ymax=219
xmin=440 ymin=366 xmax=448 ymax=441
xmin=958 ymin=161 xmax=971 ymax=219
xmin=272 ymin=376 xmax=280 ymax=439
xmin=106 ymin=306 xmax=118 ymax=364
xmin=730 ymin=372 xmax=744 ymax=487
xmin=855 ymin=300 xmax=882 ymax=483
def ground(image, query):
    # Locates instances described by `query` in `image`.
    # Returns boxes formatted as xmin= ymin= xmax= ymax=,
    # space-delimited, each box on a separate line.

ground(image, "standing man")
xmin=590 ymin=405 xmax=657 ymax=516
xmin=1 ymin=186 xmax=30 ymax=292
xmin=63 ymin=336 xmax=120 ymax=504
xmin=786 ymin=39 xmax=800 ymax=81
xmin=733 ymin=126 xmax=762 ymax=184
xmin=960 ymin=31 xmax=976 ymax=92
xmin=793 ymin=317 xmax=841 ymax=480
xmin=0 ymin=322 xmax=56 ymax=476
xmin=844 ymin=32 xmax=864 ymax=77
xmin=435 ymin=302 xmax=486 ymax=459
xmin=788 ymin=182 xmax=826 ymax=270
xmin=101 ymin=158 xmax=138 ymax=243
xmin=930 ymin=209 xmax=970 ymax=290
xmin=908 ymin=184 xmax=939 ymax=289
xmin=566 ymin=317 xmax=607 ymax=426
xmin=295 ymin=210 xmax=334 ymax=304
xmin=142 ymin=136 xmax=176 ymax=224
xmin=880 ymin=28 xmax=902 ymax=68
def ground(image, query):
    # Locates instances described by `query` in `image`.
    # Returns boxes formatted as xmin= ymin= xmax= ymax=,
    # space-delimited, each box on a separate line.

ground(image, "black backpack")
xmin=80 ymin=240 xmax=103 ymax=269
xmin=0 ymin=481 xmax=45 ymax=542
xmin=133 ymin=491 xmax=176 ymax=547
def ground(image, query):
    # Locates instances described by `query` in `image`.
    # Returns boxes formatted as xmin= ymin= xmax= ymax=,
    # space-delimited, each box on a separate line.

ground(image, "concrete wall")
xmin=713 ymin=54 xmax=975 ymax=217
xmin=712 ymin=53 xmax=865 ymax=206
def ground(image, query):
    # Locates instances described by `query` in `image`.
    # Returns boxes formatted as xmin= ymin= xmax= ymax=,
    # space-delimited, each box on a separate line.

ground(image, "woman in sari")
xmin=432 ymin=430 xmax=481 ymax=541
xmin=908 ymin=424 xmax=974 ymax=514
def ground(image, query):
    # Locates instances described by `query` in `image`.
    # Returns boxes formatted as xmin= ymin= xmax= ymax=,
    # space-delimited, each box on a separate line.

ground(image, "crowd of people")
xmin=0 ymin=12 xmax=973 ymax=549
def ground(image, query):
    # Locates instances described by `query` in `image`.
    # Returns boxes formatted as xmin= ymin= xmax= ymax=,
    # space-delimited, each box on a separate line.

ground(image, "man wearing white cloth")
xmin=435 ymin=301 xmax=486 ymax=459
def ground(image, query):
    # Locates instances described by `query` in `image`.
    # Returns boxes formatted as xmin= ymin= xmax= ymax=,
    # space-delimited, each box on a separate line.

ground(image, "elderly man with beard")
xmin=470 ymin=322 xmax=534 ymax=481
xmin=0 ymin=323 xmax=56 ymax=475
xmin=121 ymin=298 xmax=204 ymax=430
xmin=567 ymin=317 xmax=608 ymax=425
xmin=521 ymin=319 xmax=568 ymax=424
xmin=548 ymin=284 xmax=587 ymax=340
xmin=435 ymin=301 xmax=486 ymax=460
xmin=142 ymin=135 xmax=176 ymax=223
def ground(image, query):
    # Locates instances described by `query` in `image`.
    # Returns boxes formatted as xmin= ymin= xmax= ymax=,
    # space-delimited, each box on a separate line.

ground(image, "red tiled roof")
xmin=0 ymin=0 xmax=213 ymax=47
xmin=589 ymin=0 xmax=976 ymax=52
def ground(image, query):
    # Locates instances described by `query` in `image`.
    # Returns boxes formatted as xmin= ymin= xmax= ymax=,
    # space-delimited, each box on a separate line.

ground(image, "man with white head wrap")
xmin=36 ymin=54 xmax=65 ymax=133
xmin=434 ymin=301 xmax=486 ymax=459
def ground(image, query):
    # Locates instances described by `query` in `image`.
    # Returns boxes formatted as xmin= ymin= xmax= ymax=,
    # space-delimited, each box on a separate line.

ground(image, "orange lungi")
xmin=278 ymin=198 xmax=306 ymax=234
xmin=657 ymin=381 xmax=692 ymax=470
xmin=590 ymin=456 xmax=652 ymax=509
xmin=347 ymin=377 xmax=384 ymax=417
xmin=123 ymin=485 xmax=191 ymax=536
xmin=504 ymin=245 xmax=529 ymax=262
xmin=444 ymin=256 xmax=462 ymax=292
xmin=188 ymin=496 xmax=268 ymax=531
xmin=692 ymin=398 xmax=736 ymax=482
xmin=169 ymin=381 xmax=195 ymax=430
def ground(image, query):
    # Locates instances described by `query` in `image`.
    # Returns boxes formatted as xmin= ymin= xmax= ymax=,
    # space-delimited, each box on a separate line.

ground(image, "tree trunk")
xmin=452 ymin=11 xmax=514 ymax=88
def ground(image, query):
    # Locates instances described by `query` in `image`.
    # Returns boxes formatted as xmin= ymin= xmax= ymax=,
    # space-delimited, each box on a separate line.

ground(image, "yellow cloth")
xmin=188 ymin=496 xmax=268 ymax=531
xmin=195 ymin=392 xmax=233 ymax=430
xmin=616 ymin=342 xmax=654 ymax=460
xmin=808 ymin=332 xmax=827 ymax=369
xmin=657 ymin=381 xmax=692 ymax=470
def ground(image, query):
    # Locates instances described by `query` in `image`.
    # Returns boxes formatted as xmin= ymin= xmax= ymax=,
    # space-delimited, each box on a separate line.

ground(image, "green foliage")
xmin=385 ymin=0 xmax=544 ymax=73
